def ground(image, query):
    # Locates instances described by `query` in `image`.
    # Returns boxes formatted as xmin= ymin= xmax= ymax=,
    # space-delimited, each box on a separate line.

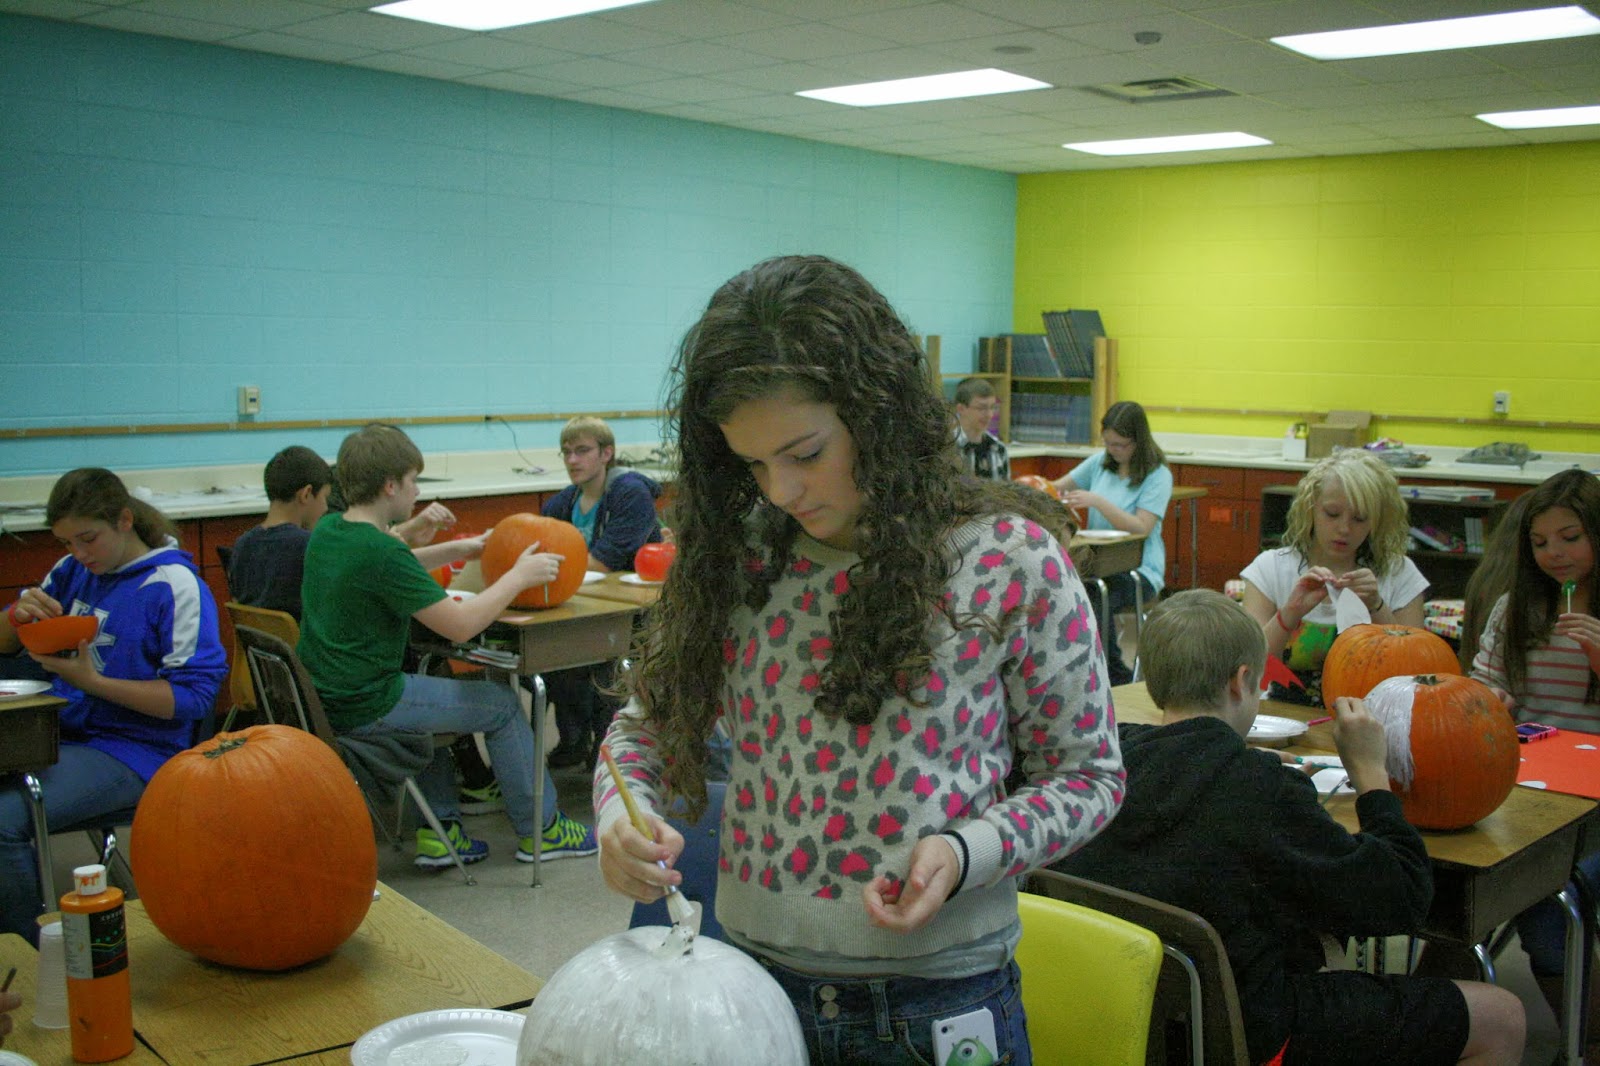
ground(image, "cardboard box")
xmin=1307 ymin=410 xmax=1372 ymax=459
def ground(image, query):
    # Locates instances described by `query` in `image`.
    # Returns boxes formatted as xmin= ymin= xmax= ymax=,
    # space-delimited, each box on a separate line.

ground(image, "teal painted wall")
xmin=0 ymin=15 xmax=1017 ymax=474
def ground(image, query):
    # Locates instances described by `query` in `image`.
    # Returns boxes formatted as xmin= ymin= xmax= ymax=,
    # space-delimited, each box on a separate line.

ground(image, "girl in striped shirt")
xmin=1469 ymin=467 xmax=1599 ymax=1052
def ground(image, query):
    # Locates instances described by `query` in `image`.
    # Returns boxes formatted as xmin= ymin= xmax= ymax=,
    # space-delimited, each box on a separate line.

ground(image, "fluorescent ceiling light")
xmin=1477 ymin=104 xmax=1600 ymax=128
xmin=371 ymin=0 xmax=659 ymax=31
xmin=1272 ymin=5 xmax=1600 ymax=60
xmin=797 ymin=69 xmax=1051 ymax=107
xmin=1063 ymin=132 xmax=1272 ymax=157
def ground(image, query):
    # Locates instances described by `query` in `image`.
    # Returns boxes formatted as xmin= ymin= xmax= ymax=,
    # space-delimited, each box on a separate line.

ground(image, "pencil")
xmin=1 ymin=965 xmax=16 ymax=992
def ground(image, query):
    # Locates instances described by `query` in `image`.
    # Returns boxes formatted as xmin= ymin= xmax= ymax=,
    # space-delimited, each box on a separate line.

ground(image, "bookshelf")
xmin=977 ymin=333 xmax=1118 ymax=445
xmin=922 ymin=335 xmax=1012 ymax=441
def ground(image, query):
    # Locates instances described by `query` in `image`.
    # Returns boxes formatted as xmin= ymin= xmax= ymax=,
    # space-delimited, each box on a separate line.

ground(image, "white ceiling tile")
xmin=459 ymin=69 xmax=591 ymax=94
xmin=490 ymin=16 xmax=684 ymax=55
xmin=509 ymin=55 xmax=678 ymax=88
xmin=224 ymin=30 xmax=375 ymax=62
xmin=826 ymin=3 xmax=1033 ymax=45
xmin=77 ymin=7 xmax=243 ymax=40
xmin=346 ymin=52 xmax=488 ymax=80
xmin=292 ymin=10 xmax=468 ymax=50
xmin=402 ymin=36 xmax=579 ymax=69
xmin=0 ymin=0 xmax=117 ymax=16
xmin=124 ymin=0 xmax=331 ymax=31
xmin=715 ymin=22 xmax=899 ymax=62
xmin=608 ymin=39 xmax=778 ymax=75
xmin=599 ymin=0 xmax=803 ymax=36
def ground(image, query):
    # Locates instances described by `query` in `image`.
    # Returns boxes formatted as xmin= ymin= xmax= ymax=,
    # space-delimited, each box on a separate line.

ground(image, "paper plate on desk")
xmin=1302 ymin=756 xmax=1355 ymax=795
xmin=618 ymin=573 xmax=662 ymax=586
xmin=1075 ymin=529 xmax=1133 ymax=540
xmin=0 ymin=679 xmax=51 ymax=701
xmin=582 ymin=570 xmax=605 ymax=584
xmin=351 ymin=1008 xmax=524 ymax=1066
xmin=1248 ymin=714 xmax=1308 ymax=745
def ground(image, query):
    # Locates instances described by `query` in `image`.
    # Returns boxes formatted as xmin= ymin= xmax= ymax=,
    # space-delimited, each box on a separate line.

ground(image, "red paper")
xmin=1516 ymin=729 xmax=1600 ymax=799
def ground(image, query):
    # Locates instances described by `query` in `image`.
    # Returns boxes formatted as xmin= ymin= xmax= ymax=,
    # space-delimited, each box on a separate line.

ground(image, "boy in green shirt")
xmin=299 ymin=424 xmax=597 ymax=866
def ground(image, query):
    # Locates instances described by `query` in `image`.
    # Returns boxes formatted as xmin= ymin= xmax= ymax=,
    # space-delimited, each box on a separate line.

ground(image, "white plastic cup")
xmin=32 ymin=920 xmax=69 ymax=1030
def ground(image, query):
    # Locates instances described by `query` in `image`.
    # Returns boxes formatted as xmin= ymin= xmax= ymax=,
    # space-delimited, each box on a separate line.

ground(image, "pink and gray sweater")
xmin=597 ymin=514 xmax=1125 ymax=967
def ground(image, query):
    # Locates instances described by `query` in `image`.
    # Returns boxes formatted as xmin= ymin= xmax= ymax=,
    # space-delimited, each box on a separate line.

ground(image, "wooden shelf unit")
xmin=970 ymin=334 xmax=1118 ymax=446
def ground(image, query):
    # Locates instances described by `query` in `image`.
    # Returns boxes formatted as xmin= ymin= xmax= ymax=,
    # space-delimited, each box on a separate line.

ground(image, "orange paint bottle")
xmin=60 ymin=863 xmax=134 ymax=1062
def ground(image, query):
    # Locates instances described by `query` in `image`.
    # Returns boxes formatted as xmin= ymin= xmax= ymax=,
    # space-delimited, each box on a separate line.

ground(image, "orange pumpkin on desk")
xmin=1013 ymin=474 xmax=1059 ymax=499
xmin=481 ymin=514 xmax=588 ymax=608
xmin=633 ymin=542 xmax=677 ymax=583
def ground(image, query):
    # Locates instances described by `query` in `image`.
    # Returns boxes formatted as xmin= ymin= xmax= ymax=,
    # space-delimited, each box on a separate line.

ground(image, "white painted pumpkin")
xmin=516 ymin=927 xmax=808 ymax=1065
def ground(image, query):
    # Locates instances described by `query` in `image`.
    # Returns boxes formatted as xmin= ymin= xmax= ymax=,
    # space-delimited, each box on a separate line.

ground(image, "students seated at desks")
xmin=229 ymin=445 xmax=462 ymax=621
xmin=1054 ymin=589 xmax=1525 ymax=1066
xmin=1049 ymin=400 xmax=1172 ymax=685
xmin=1241 ymin=450 xmax=1427 ymax=706
xmin=298 ymin=424 xmax=597 ymax=868
xmin=539 ymin=416 xmax=663 ymax=771
xmin=1468 ymin=469 xmax=1600 ymax=1049
xmin=0 ymin=469 xmax=227 ymax=943
xmin=952 ymin=376 xmax=1009 ymax=480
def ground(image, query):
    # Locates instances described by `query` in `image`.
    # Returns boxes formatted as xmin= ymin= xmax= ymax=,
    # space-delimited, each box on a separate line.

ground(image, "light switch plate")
xmin=238 ymin=385 xmax=261 ymax=416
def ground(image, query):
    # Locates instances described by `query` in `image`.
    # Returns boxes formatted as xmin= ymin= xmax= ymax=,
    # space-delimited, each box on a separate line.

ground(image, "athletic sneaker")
xmin=458 ymin=781 xmax=504 ymax=815
xmin=517 ymin=813 xmax=599 ymax=862
xmin=415 ymin=822 xmax=489 ymax=869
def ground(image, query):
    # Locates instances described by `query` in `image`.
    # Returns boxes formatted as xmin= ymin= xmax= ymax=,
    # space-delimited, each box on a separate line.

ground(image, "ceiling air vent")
xmin=1081 ymin=77 xmax=1235 ymax=103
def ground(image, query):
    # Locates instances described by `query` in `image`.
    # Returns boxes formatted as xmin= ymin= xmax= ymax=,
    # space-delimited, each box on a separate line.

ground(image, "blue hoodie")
xmin=39 ymin=541 xmax=227 ymax=781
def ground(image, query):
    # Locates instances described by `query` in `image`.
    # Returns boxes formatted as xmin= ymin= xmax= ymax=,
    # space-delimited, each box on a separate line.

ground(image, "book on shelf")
xmin=1402 ymin=485 xmax=1495 ymax=502
xmin=1010 ymin=392 xmax=1091 ymax=443
xmin=1464 ymin=516 xmax=1484 ymax=553
xmin=985 ymin=334 xmax=1059 ymax=377
xmin=1410 ymin=525 xmax=1465 ymax=553
xmin=1041 ymin=309 xmax=1104 ymax=378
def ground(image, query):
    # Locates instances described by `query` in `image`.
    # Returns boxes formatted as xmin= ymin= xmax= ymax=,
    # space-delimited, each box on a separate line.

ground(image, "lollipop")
xmin=1563 ymin=579 xmax=1576 ymax=614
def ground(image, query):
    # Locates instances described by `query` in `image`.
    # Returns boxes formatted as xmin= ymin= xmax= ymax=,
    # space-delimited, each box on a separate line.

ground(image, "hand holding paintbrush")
xmin=599 ymin=745 xmax=703 ymax=941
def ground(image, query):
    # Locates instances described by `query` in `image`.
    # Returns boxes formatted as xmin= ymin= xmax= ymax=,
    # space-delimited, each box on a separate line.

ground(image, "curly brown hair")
xmin=629 ymin=255 xmax=1074 ymax=815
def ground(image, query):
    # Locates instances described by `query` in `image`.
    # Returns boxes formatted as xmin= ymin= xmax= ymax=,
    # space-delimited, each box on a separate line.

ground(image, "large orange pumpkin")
xmin=1363 ymin=673 xmax=1519 ymax=829
xmin=129 ymin=726 xmax=376 ymax=970
xmin=1320 ymin=623 xmax=1460 ymax=710
xmin=481 ymin=513 xmax=589 ymax=608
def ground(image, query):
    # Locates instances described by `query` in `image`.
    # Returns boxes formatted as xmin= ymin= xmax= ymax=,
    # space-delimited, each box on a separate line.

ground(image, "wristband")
xmin=1274 ymin=608 xmax=1297 ymax=632
xmin=7 ymin=599 xmax=25 ymax=626
xmin=941 ymin=831 xmax=970 ymax=900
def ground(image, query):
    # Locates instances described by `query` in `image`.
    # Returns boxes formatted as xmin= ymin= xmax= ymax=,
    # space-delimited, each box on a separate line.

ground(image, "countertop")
xmin=2 ymin=435 xmax=1594 ymax=534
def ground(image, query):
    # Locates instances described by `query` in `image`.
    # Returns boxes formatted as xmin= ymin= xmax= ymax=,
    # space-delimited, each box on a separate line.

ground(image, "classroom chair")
xmin=232 ymin=624 xmax=478 ymax=886
xmin=221 ymin=601 xmax=301 ymax=733
xmin=1028 ymin=868 xmax=1252 ymax=1066
xmin=22 ymin=783 xmax=139 ymax=911
xmin=1016 ymin=889 xmax=1163 ymax=1066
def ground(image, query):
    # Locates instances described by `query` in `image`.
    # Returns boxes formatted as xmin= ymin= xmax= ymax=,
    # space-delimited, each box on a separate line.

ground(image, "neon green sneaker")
xmin=517 ymin=813 xmax=598 ymax=862
xmin=458 ymin=781 xmax=504 ymax=814
xmin=415 ymin=821 xmax=489 ymax=869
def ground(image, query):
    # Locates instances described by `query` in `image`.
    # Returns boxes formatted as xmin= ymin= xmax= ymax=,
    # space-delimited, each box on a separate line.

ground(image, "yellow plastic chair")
xmin=222 ymin=601 xmax=300 ymax=732
xmin=1016 ymin=891 xmax=1163 ymax=1066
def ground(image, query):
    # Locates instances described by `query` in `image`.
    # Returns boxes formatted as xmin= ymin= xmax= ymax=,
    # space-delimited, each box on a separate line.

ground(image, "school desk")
xmin=1111 ymin=683 xmax=1600 ymax=1065
xmin=1 ymin=688 xmax=76 ymax=912
xmin=0 ymin=883 xmax=539 ymax=1066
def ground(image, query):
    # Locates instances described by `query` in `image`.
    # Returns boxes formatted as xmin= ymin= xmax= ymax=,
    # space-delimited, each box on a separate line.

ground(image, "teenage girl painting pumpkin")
xmin=1469 ymin=469 xmax=1600 ymax=1049
xmin=1240 ymin=450 xmax=1428 ymax=706
xmin=0 ymin=468 xmax=227 ymax=943
xmin=596 ymin=255 xmax=1124 ymax=1065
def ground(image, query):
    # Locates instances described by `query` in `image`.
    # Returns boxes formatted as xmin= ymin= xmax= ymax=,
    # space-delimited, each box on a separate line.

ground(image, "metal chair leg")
xmin=403 ymin=777 xmax=475 ymax=886
xmin=24 ymin=772 xmax=55 ymax=911
xmin=527 ymin=672 xmax=546 ymax=889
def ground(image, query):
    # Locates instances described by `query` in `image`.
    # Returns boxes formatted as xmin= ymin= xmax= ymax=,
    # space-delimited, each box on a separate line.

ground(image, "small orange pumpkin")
xmin=1320 ymin=623 xmax=1460 ymax=710
xmin=481 ymin=513 xmax=589 ymax=608
xmin=634 ymin=542 xmax=677 ymax=583
xmin=1363 ymin=673 xmax=1518 ymax=829
xmin=130 ymin=726 xmax=375 ymax=970
xmin=1013 ymin=474 xmax=1059 ymax=499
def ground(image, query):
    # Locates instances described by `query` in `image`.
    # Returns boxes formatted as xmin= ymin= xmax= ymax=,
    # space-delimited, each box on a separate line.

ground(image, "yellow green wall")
xmin=1015 ymin=142 xmax=1600 ymax=452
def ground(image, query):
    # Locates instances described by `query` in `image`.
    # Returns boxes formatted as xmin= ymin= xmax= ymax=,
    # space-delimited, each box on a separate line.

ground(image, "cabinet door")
xmin=1194 ymin=498 xmax=1259 ymax=592
xmin=1177 ymin=463 xmax=1246 ymax=499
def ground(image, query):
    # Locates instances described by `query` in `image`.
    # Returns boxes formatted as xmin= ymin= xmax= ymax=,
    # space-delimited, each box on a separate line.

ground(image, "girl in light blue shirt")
xmin=1052 ymin=401 xmax=1173 ymax=684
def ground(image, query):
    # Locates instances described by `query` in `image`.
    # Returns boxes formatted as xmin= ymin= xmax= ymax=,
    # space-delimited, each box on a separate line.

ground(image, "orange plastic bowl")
xmin=17 ymin=615 xmax=99 ymax=655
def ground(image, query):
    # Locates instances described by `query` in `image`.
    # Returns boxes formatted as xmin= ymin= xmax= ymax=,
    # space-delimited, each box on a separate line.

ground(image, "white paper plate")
xmin=0 ymin=1050 xmax=42 ymax=1066
xmin=1248 ymin=714 xmax=1309 ymax=743
xmin=582 ymin=570 xmax=605 ymax=584
xmin=1074 ymin=529 xmax=1132 ymax=541
xmin=0 ymin=679 xmax=51 ymax=701
xmin=618 ymin=573 xmax=662 ymax=586
xmin=351 ymin=1008 xmax=524 ymax=1066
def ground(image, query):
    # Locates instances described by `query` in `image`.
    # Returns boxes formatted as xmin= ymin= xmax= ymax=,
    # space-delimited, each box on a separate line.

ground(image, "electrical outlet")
xmin=1492 ymin=390 xmax=1510 ymax=415
xmin=237 ymin=385 xmax=261 ymax=417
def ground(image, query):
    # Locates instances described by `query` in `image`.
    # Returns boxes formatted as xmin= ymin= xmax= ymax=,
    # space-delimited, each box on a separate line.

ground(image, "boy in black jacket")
xmin=1055 ymin=589 xmax=1524 ymax=1066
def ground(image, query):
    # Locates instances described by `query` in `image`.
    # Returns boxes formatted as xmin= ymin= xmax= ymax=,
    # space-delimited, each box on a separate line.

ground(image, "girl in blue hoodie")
xmin=1 ymin=468 xmax=226 ymax=942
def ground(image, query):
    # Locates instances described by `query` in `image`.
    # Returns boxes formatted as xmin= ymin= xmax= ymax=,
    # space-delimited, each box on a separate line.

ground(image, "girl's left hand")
xmin=1059 ymin=490 xmax=1103 ymax=518
xmin=1330 ymin=568 xmax=1382 ymax=613
xmin=863 ymin=835 xmax=959 ymax=934
xmin=31 ymin=639 xmax=99 ymax=689
xmin=1554 ymin=613 xmax=1600 ymax=668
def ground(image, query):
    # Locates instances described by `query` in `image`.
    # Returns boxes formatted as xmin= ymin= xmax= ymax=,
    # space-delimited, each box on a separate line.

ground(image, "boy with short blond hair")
xmin=1056 ymin=589 xmax=1524 ymax=1066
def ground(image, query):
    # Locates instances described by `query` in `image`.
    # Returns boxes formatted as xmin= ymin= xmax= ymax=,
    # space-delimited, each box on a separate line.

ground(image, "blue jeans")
xmin=1 ymin=745 xmax=146 ymax=943
xmin=758 ymin=957 xmax=1031 ymax=1065
xmin=1096 ymin=572 xmax=1154 ymax=686
xmin=348 ymin=673 xmax=555 ymax=838
xmin=1516 ymin=849 xmax=1600 ymax=976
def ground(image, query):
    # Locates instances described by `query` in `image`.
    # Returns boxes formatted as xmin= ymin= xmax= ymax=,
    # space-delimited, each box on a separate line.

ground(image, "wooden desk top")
xmin=495 ymin=591 xmax=639 ymax=628
xmin=124 ymin=881 xmax=539 ymax=1066
xmin=0 ymin=691 xmax=67 ymax=712
xmin=1109 ymin=683 xmax=1598 ymax=871
xmin=579 ymin=571 xmax=662 ymax=609
xmin=1170 ymin=485 xmax=1209 ymax=502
